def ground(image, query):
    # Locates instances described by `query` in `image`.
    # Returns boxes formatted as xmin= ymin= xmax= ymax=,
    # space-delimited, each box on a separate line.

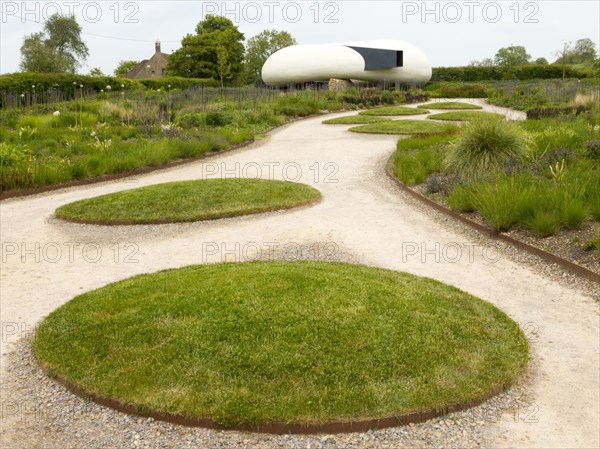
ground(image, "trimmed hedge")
xmin=432 ymin=65 xmax=584 ymax=82
xmin=0 ymin=72 xmax=217 ymax=96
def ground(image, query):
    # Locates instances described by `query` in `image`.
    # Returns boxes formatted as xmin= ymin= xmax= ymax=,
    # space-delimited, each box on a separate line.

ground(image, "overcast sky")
xmin=1 ymin=1 xmax=598 ymax=75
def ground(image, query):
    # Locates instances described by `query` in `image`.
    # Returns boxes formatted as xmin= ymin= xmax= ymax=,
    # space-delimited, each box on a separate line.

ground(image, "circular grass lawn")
xmin=428 ymin=111 xmax=505 ymax=121
xmin=358 ymin=106 xmax=430 ymax=116
xmin=55 ymin=179 xmax=321 ymax=225
xmin=417 ymin=102 xmax=483 ymax=110
xmin=322 ymin=115 xmax=391 ymax=125
xmin=349 ymin=120 xmax=457 ymax=136
xmin=34 ymin=261 xmax=528 ymax=429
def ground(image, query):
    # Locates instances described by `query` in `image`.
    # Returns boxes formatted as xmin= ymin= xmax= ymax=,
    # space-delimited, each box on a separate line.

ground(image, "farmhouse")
xmin=125 ymin=40 xmax=169 ymax=79
xmin=262 ymin=40 xmax=432 ymax=86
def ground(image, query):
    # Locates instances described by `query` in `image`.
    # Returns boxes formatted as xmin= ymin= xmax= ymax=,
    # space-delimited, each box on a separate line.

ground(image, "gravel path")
xmin=1 ymin=100 xmax=598 ymax=449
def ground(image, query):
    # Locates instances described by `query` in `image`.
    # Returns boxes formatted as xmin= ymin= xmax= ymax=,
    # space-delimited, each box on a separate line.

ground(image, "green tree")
xmin=167 ymin=15 xmax=244 ymax=81
xmin=19 ymin=32 xmax=71 ymax=72
xmin=468 ymin=58 xmax=495 ymax=67
xmin=494 ymin=45 xmax=531 ymax=66
xmin=244 ymin=29 xmax=296 ymax=85
xmin=19 ymin=14 xmax=88 ymax=73
xmin=114 ymin=60 xmax=139 ymax=77
xmin=216 ymin=37 xmax=233 ymax=88
xmin=89 ymin=67 xmax=104 ymax=77
xmin=534 ymin=57 xmax=549 ymax=65
xmin=572 ymin=38 xmax=597 ymax=63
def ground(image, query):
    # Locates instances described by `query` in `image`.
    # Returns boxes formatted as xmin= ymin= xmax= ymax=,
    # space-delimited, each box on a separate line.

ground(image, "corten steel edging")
xmin=385 ymin=159 xmax=600 ymax=285
xmin=0 ymin=111 xmax=339 ymax=202
xmin=41 ymin=364 xmax=511 ymax=435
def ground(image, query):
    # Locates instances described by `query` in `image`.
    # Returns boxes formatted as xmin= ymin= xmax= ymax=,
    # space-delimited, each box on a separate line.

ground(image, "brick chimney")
xmin=155 ymin=40 xmax=161 ymax=54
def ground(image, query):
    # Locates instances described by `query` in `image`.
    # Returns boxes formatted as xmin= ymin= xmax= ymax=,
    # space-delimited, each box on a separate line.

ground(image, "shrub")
xmin=175 ymin=112 xmax=206 ymax=129
xmin=423 ymin=173 xmax=458 ymax=194
xmin=446 ymin=119 xmax=530 ymax=176
xmin=525 ymin=210 xmax=561 ymax=237
xmin=205 ymin=110 xmax=234 ymax=127
xmin=526 ymin=106 xmax=589 ymax=119
xmin=584 ymin=139 xmax=600 ymax=159
xmin=563 ymin=201 xmax=587 ymax=229
xmin=447 ymin=184 xmax=476 ymax=212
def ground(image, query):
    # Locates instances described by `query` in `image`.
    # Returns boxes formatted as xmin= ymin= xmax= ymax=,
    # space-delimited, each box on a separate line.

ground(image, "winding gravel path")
xmin=1 ymin=100 xmax=598 ymax=448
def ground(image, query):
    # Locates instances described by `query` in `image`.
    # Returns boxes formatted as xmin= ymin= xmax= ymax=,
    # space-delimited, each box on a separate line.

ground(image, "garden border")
xmin=0 ymin=111 xmax=337 ymax=202
xmin=385 ymin=158 xmax=600 ymax=284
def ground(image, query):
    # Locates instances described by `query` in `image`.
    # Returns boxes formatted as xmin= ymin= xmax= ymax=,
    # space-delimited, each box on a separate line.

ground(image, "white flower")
xmin=107 ymin=85 xmax=112 ymax=90
xmin=53 ymin=111 xmax=60 ymax=116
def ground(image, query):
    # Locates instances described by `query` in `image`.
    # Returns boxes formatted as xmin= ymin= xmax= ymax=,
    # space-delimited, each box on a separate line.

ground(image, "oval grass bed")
xmin=358 ymin=106 xmax=429 ymax=116
xmin=349 ymin=120 xmax=457 ymax=136
xmin=55 ymin=179 xmax=320 ymax=225
xmin=322 ymin=115 xmax=391 ymax=125
xmin=34 ymin=261 xmax=528 ymax=431
xmin=418 ymin=102 xmax=483 ymax=110
xmin=428 ymin=111 xmax=505 ymax=121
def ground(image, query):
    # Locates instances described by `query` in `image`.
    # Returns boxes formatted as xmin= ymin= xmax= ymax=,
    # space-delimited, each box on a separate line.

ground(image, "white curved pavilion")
xmin=262 ymin=40 xmax=432 ymax=86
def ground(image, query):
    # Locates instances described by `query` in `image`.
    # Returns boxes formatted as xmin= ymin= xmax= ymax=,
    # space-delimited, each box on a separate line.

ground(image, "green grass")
xmin=392 ymin=134 xmax=455 ymax=185
xmin=358 ymin=106 xmax=429 ymax=116
xmin=418 ymin=102 xmax=483 ymax=110
xmin=428 ymin=111 xmax=504 ymax=121
xmin=34 ymin=261 xmax=528 ymax=427
xmin=445 ymin=119 xmax=529 ymax=176
xmin=349 ymin=120 xmax=457 ymax=136
xmin=55 ymin=179 xmax=320 ymax=224
xmin=322 ymin=115 xmax=391 ymax=125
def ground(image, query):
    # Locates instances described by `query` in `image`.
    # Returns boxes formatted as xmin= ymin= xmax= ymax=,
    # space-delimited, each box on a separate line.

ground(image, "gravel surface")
xmin=1 ymin=100 xmax=598 ymax=449
xmin=2 ymin=339 xmax=534 ymax=449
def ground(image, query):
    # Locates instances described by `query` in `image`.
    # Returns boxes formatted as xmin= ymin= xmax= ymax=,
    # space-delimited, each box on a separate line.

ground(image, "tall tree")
xmin=167 ymin=15 xmax=244 ymax=81
xmin=20 ymin=32 xmax=71 ymax=72
xmin=244 ymin=29 xmax=296 ymax=85
xmin=494 ymin=45 xmax=531 ymax=66
xmin=19 ymin=14 xmax=88 ymax=73
xmin=572 ymin=38 xmax=597 ymax=63
xmin=114 ymin=60 xmax=139 ymax=77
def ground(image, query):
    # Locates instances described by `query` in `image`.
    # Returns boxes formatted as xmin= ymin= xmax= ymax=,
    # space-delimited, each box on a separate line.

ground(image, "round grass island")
xmin=55 ymin=179 xmax=321 ymax=225
xmin=34 ymin=261 xmax=528 ymax=432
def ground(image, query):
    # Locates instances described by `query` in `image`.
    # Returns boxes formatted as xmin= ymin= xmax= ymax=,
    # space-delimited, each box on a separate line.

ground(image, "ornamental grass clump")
xmin=446 ymin=118 xmax=530 ymax=177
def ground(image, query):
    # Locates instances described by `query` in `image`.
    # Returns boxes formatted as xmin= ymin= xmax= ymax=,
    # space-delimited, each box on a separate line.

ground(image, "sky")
xmin=0 ymin=0 xmax=599 ymax=75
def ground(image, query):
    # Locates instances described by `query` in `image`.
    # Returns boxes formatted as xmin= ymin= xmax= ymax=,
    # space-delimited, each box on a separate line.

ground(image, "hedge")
xmin=0 ymin=72 xmax=217 ymax=96
xmin=431 ymin=64 xmax=585 ymax=82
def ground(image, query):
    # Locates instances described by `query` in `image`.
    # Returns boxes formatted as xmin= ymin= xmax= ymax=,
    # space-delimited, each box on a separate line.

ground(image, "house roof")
xmin=125 ymin=41 xmax=170 ymax=79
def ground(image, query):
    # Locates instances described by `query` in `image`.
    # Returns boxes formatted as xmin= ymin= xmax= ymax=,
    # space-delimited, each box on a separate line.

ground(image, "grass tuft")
xmin=446 ymin=119 xmax=529 ymax=176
